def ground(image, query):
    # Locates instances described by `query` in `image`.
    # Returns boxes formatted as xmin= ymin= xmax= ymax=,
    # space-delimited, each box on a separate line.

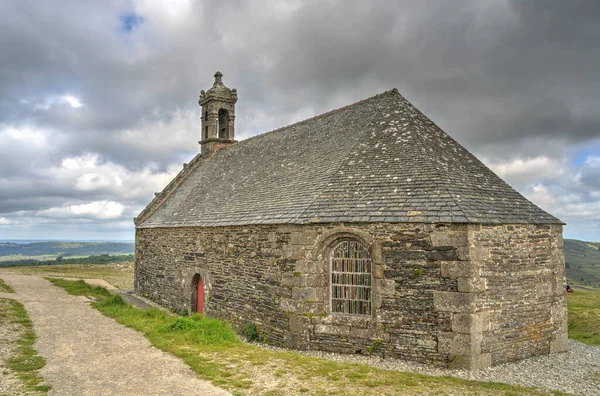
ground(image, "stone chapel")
xmin=134 ymin=72 xmax=568 ymax=369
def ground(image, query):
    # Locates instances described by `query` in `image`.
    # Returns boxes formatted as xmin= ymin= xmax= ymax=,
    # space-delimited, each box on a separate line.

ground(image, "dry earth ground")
xmin=0 ymin=275 xmax=229 ymax=396
xmin=0 ymin=262 xmax=134 ymax=290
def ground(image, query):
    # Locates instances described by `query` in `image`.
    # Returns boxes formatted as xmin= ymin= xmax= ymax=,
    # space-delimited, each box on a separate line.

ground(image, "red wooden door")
xmin=196 ymin=278 xmax=204 ymax=314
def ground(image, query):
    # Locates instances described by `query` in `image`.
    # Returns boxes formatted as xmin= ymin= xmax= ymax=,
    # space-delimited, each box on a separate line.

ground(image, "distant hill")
xmin=565 ymin=239 xmax=600 ymax=288
xmin=0 ymin=241 xmax=134 ymax=262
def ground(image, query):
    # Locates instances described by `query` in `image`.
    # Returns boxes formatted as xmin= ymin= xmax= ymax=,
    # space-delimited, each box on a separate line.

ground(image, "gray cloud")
xmin=580 ymin=160 xmax=600 ymax=190
xmin=1 ymin=0 xmax=599 ymax=240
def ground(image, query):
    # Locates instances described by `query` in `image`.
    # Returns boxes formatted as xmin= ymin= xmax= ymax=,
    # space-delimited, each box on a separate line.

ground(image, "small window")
xmin=218 ymin=108 xmax=229 ymax=139
xmin=330 ymin=240 xmax=372 ymax=315
xmin=204 ymin=126 xmax=208 ymax=140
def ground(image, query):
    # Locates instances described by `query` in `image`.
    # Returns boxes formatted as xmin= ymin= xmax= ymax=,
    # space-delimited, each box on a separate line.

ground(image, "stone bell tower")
xmin=198 ymin=71 xmax=238 ymax=158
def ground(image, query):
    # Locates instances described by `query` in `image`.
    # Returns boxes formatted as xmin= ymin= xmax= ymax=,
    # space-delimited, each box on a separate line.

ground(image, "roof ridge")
xmin=135 ymin=153 xmax=204 ymax=226
xmin=240 ymin=88 xmax=400 ymax=145
xmin=291 ymin=106 xmax=383 ymax=223
xmin=408 ymin=117 xmax=470 ymax=221
xmin=405 ymin=102 xmax=562 ymax=225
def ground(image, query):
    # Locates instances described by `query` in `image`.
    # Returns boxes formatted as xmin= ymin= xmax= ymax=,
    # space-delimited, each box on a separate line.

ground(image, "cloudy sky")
xmin=1 ymin=0 xmax=599 ymax=241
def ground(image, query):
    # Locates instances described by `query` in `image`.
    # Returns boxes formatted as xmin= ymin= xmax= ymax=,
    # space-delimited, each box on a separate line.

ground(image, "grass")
xmin=567 ymin=289 xmax=600 ymax=346
xmin=0 ymin=262 xmax=134 ymax=290
xmin=50 ymin=278 xmax=567 ymax=396
xmin=0 ymin=298 xmax=51 ymax=394
xmin=0 ymin=277 xmax=15 ymax=293
xmin=47 ymin=278 xmax=112 ymax=299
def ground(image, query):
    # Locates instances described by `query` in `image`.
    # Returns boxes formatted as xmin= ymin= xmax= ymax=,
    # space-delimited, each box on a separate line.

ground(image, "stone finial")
xmin=199 ymin=72 xmax=237 ymax=106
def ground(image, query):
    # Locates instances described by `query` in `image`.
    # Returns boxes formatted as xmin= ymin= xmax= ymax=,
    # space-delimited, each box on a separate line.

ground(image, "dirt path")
xmin=2 ymin=275 xmax=230 ymax=396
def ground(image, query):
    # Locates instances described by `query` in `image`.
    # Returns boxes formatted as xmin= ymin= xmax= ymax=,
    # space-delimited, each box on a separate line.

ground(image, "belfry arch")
xmin=218 ymin=108 xmax=229 ymax=139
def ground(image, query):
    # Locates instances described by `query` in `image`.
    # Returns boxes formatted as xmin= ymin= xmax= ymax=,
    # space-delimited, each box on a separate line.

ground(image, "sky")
xmin=1 ymin=0 xmax=599 ymax=241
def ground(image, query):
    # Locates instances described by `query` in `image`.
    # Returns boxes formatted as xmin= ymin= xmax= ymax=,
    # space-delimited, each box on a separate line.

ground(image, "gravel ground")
xmin=254 ymin=339 xmax=600 ymax=396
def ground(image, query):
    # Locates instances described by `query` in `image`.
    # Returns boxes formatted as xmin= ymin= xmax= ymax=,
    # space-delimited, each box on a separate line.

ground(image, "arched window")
xmin=330 ymin=240 xmax=372 ymax=315
xmin=218 ymin=108 xmax=229 ymax=139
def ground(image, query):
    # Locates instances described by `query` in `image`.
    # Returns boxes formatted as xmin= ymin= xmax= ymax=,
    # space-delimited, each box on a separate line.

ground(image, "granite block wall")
xmin=134 ymin=222 xmax=567 ymax=368
xmin=469 ymin=224 xmax=568 ymax=365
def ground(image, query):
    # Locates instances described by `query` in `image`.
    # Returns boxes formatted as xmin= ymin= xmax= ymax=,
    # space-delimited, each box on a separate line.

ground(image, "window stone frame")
xmin=329 ymin=239 xmax=373 ymax=316
xmin=312 ymin=228 xmax=383 ymax=318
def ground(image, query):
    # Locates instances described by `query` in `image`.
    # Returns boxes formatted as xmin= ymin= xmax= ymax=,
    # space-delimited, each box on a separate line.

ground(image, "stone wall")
xmin=135 ymin=225 xmax=293 ymax=346
xmin=470 ymin=224 xmax=568 ymax=365
xmin=135 ymin=222 xmax=567 ymax=368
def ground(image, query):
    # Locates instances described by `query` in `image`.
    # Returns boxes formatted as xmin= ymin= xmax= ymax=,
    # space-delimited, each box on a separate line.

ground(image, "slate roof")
xmin=137 ymin=89 xmax=562 ymax=228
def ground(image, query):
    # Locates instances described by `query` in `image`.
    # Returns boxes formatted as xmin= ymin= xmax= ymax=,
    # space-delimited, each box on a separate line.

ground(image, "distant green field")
xmin=0 ymin=241 xmax=134 ymax=267
xmin=0 ymin=254 xmax=134 ymax=267
xmin=565 ymin=239 xmax=600 ymax=288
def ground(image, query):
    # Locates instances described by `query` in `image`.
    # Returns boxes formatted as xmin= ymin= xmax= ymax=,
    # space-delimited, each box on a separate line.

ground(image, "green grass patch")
xmin=0 ymin=298 xmax=51 ymax=393
xmin=167 ymin=316 xmax=240 ymax=346
xmin=0 ymin=277 xmax=14 ymax=293
xmin=568 ymin=289 xmax=600 ymax=346
xmin=91 ymin=295 xmax=250 ymax=389
xmin=46 ymin=278 xmax=112 ymax=299
xmin=50 ymin=278 xmax=567 ymax=395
